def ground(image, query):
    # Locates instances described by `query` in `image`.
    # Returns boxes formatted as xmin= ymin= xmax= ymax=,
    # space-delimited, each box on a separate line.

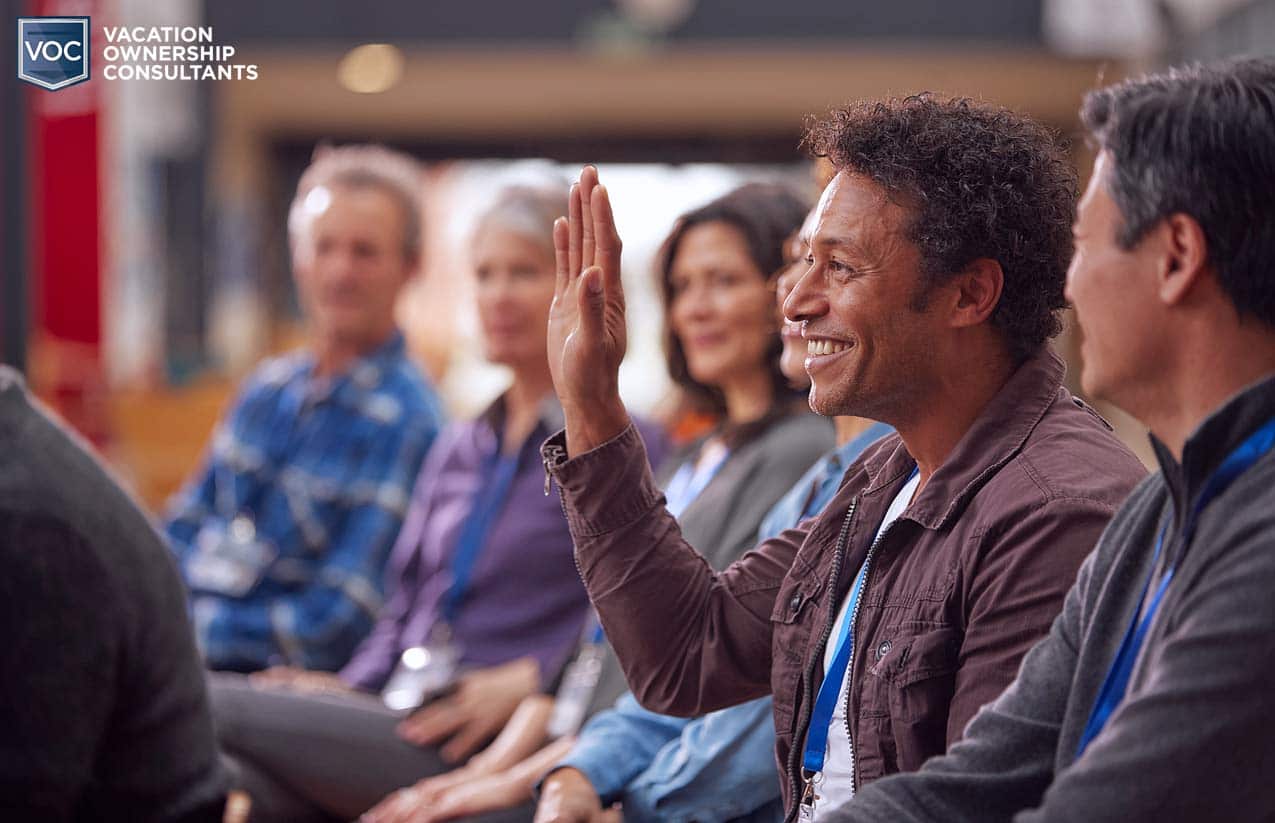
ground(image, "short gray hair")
xmin=471 ymin=182 xmax=567 ymax=258
xmin=288 ymin=143 xmax=425 ymax=261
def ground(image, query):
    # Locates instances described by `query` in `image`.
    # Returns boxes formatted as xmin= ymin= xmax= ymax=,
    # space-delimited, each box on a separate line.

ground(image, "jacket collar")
xmin=860 ymin=347 xmax=1069 ymax=530
xmin=1150 ymin=370 xmax=1275 ymax=530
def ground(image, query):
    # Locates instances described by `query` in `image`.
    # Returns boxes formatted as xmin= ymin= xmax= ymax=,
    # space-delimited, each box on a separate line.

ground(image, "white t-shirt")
xmin=810 ymin=471 xmax=920 ymax=821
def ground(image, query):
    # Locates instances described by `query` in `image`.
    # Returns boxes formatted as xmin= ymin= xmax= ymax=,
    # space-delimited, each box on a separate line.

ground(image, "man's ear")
xmin=948 ymin=258 xmax=1004 ymax=329
xmin=1159 ymin=213 xmax=1210 ymax=306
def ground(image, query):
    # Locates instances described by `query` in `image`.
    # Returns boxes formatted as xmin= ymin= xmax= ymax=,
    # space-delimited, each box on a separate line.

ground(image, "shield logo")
xmin=17 ymin=17 xmax=90 ymax=91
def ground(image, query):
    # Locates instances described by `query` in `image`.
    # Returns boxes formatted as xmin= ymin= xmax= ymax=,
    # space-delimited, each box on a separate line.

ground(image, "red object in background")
xmin=27 ymin=0 xmax=110 ymax=446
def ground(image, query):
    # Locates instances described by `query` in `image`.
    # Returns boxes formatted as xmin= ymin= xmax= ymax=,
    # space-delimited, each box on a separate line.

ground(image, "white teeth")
xmin=806 ymin=339 xmax=850 ymax=356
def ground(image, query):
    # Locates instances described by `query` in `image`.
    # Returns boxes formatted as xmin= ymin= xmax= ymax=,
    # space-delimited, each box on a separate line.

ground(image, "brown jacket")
xmin=543 ymin=349 xmax=1147 ymax=819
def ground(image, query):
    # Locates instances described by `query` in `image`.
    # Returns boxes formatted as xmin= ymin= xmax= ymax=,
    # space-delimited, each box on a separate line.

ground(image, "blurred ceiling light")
xmin=615 ymin=0 xmax=696 ymax=33
xmin=338 ymin=43 xmax=404 ymax=94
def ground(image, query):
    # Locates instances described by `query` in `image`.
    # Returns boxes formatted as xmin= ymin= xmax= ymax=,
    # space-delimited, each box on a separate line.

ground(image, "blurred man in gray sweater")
xmin=0 ymin=367 xmax=227 ymax=821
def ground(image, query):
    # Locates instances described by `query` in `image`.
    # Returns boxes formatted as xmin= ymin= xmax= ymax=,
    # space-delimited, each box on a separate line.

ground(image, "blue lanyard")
xmin=802 ymin=466 xmax=918 ymax=776
xmin=1075 ymin=415 xmax=1275 ymax=760
xmin=664 ymin=444 xmax=730 ymax=518
xmin=581 ymin=611 xmax=607 ymax=646
xmin=441 ymin=448 xmax=522 ymax=625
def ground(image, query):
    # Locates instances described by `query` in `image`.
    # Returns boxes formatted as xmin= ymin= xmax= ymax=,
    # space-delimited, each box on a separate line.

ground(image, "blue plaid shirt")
xmin=164 ymin=333 xmax=445 ymax=673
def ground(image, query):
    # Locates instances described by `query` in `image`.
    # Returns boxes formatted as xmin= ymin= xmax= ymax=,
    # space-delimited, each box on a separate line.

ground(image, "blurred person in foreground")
xmin=362 ymin=182 xmax=831 ymax=823
xmin=528 ymin=211 xmax=895 ymax=823
xmin=832 ymin=57 xmax=1275 ymax=823
xmin=210 ymin=183 xmax=668 ymax=822
xmin=538 ymin=94 xmax=1148 ymax=821
xmin=0 ymin=367 xmax=227 ymax=821
xmin=164 ymin=145 xmax=446 ymax=674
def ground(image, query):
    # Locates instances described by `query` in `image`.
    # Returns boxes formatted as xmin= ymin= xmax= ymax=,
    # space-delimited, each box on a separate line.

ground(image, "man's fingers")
xmin=576 ymin=267 xmax=605 ymax=344
xmin=568 ymin=182 xmax=582 ymax=281
xmin=553 ymin=217 xmax=570 ymax=297
xmin=579 ymin=166 xmax=597 ymax=271
xmin=592 ymin=185 xmax=625 ymax=307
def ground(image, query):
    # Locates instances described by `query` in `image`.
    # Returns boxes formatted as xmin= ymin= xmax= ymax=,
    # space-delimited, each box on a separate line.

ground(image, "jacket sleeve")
xmin=825 ymin=548 xmax=1092 ymax=823
xmin=545 ymin=424 xmax=806 ymax=717
xmin=945 ymin=496 xmax=1117 ymax=743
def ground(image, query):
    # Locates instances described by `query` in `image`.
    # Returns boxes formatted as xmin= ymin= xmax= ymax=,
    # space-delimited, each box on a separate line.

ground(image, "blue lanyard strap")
xmin=802 ymin=466 xmax=918 ymax=776
xmin=802 ymin=560 xmax=870 ymax=775
xmin=441 ymin=448 xmax=521 ymax=625
xmin=1075 ymin=415 xmax=1275 ymax=760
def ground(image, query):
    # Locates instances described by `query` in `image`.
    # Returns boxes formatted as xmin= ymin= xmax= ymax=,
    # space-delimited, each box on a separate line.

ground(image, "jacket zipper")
xmin=786 ymin=498 xmax=858 ymax=823
xmin=844 ymin=522 xmax=893 ymax=796
xmin=541 ymin=443 xmax=584 ymax=583
xmin=543 ymin=443 xmax=566 ymax=495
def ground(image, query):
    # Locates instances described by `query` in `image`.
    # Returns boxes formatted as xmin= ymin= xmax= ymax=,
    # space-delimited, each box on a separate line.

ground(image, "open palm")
xmin=548 ymin=166 xmax=631 ymax=455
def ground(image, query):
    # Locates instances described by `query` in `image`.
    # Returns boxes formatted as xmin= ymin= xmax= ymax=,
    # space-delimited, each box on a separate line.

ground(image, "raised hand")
xmin=548 ymin=166 xmax=632 ymax=457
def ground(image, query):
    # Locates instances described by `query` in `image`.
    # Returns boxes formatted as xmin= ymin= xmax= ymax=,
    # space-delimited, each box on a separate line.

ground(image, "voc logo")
xmin=17 ymin=17 xmax=90 ymax=90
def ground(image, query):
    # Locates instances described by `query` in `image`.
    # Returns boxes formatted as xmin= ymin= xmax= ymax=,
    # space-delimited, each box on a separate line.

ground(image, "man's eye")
xmin=804 ymin=254 xmax=815 ymax=265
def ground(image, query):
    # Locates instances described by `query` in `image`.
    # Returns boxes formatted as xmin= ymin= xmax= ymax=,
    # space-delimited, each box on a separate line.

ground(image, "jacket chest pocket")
xmin=859 ymin=625 xmax=962 ymax=778
xmin=768 ymin=567 xmax=825 ymax=731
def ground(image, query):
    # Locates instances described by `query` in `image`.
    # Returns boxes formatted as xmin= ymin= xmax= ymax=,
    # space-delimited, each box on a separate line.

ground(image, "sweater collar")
xmin=1150 ymin=370 xmax=1275 ymax=530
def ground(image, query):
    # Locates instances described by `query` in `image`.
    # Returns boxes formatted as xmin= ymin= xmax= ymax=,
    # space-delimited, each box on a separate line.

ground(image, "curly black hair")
xmin=802 ymin=94 xmax=1078 ymax=363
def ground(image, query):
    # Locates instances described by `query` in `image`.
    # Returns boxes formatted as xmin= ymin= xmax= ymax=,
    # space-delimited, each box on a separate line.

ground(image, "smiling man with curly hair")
xmin=536 ymin=93 xmax=1148 ymax=823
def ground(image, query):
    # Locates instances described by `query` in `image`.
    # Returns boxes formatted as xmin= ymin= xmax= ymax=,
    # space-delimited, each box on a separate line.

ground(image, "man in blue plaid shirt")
xmin=165 ymin=145 xmax=445 ymax=674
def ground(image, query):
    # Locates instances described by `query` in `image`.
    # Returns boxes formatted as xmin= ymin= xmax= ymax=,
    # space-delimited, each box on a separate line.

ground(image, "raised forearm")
xmin=546 ymin=427 xmax=787 ymax=715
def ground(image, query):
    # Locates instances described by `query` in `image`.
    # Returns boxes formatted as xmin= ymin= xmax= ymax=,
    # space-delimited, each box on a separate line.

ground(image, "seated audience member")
xmin=532 ymin=216 xmax=895 ymax=823
xmin=209 ymin=182 xmax=669 ymax=822
xmin=835 ymin=57 xmax=1275 ymax=823
xmin=540 ymin=97 xmax=1148 ymax=821
xmin=362 ymin=182 xmax=833 ymax=823
xmin=165 ymin=144 xmax=446 ymax=673
xmin=0 ymin=367 xmax=228 ymax=821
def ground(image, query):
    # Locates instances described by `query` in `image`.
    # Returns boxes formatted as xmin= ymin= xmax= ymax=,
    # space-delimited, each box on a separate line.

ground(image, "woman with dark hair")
xmin=363 ymin=180 xmax=832 ymax=823
xmin=659 ymin=182 xmax=813 ymax=442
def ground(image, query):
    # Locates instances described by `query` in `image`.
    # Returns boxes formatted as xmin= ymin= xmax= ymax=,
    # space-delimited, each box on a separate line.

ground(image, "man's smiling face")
xmin=783 ymin=171 xmax=942 ymax=421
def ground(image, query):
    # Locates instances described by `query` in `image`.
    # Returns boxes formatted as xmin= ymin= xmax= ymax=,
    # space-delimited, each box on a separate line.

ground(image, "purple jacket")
xmin=340 ymin=394 xmax=667 ymax=691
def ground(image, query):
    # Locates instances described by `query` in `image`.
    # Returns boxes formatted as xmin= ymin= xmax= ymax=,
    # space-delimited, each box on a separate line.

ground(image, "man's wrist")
xmin=562 ymin=397 xmax=630 ymax=458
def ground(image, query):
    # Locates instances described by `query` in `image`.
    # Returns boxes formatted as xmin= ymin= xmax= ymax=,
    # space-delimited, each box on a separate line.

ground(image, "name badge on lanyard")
xmin=547 ymin=618 xmax=608 ymax=738
xmin=382 ymin=623 xmax=463 ymax=712
xmin=382 ymin=446 xmax=522 ymax=712
xmin=186 ymin=515 xmax=277 ymax=597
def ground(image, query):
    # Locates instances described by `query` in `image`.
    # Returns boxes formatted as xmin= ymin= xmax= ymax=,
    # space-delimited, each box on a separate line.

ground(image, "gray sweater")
xmin=831 ymin=372 xmax=1275 ymax=823
xmin=0 ymin=367 xmax=227 ymax=821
